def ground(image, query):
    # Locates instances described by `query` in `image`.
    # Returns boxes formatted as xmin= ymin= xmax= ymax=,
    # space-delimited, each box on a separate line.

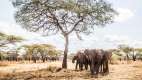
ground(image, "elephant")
xmin=101 ymin=50 xmax=112 ymax=74
xmin=72 ymin=51 xmax=89 ymax=70
xmin=32 ymin=53 xmax=40 ymax=63
xmin=47 ymin=56 xmax=59 ymax=61
xmin=41 ymin=53 xmax=48 ymax=62
xmin=84 ymin=49 xmax=104 ymax=76
xmin=7 ymin=52 xmax=19 ymax=61
xmin=50 ymin=56 xmax=58 ymax=61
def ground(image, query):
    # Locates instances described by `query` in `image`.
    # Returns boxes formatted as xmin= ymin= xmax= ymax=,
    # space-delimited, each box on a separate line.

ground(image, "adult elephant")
xmin=41 ymin=52 xmax=47 ymax=62
xmin=32 ymin=53 xmax=40 ymax=63
xmin=7 ymin=51 xmax=19 ymax=61
xmin=84 ymin=49 xmax=104 ymax=76
xmin=101 ymin=50 xmax=112 ymax=74
xmin=72 ymin=51 xmax=89 ymax=70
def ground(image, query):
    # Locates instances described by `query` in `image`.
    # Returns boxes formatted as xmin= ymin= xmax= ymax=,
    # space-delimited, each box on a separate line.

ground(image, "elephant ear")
xmin=84 ymin=49 xmax=91 ymax=60
xmin=72 ymin=55 xmax=77 ymax=63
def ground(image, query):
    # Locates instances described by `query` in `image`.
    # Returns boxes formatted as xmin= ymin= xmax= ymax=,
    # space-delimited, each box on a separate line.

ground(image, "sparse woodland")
xmin=0 ymin=0 xmax=142 ymax=80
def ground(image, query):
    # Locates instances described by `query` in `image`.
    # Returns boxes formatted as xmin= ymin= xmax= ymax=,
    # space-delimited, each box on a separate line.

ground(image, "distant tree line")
xmin=111 ymin=44 xmax=142 ymax=61
xmin=0 ymin=44 xmax=63 ymax=63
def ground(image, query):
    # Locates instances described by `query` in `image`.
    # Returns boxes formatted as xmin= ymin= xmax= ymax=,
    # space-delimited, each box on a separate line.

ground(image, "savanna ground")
xmin=0 ymin=60 xmax=142 ymax=80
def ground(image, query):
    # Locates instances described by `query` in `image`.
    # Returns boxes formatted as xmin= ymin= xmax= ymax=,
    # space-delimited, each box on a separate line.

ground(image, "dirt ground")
xmin=0 ymin=61 xmax=142 ymax=80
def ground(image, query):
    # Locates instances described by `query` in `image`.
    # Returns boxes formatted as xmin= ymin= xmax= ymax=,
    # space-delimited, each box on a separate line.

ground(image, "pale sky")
xmin=0 ymin=0 xmax=142 ymax=53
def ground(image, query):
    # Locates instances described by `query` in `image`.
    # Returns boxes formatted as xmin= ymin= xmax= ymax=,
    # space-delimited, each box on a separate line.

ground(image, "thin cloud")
xmin=104 ymin=34 xmax=142 ymax=48
xmin=115 ymin=8 xmax=134 ymax=22
xmin=0 ymin=21 xmax=40 ymax=39
xmin=104 ymin=34 xmax=130 ymax=43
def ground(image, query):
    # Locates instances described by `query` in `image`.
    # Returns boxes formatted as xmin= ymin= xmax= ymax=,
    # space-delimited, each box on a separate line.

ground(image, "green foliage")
xmin=0 ymin=32 xmax=23 ymax=41
xmin=6 ymin=35 xmax=23 ymax=43
xmin=0 ymin=32 xmax=6 ymax=38
xmin=12 ymin=0 xmax=117 ymax=35
xmin=112 ymin=50 xmax=122 ymax=56
xmin=135 ymin=48 xmax=142 ymax=53
xmin=111 ymin=53 xmax=121 ymax=60
xmin=0 ymin=32 xmax=23 ymax=47
xmin=20 ymin=44 xmax=61 ymax=57
xmin=0 ymin=51 xmax=8 ymax=60
xmin=118 ymin=44 xmax=132 ymax=53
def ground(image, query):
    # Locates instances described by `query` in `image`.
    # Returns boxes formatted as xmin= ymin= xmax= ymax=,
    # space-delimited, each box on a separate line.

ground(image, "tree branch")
xmin=67 ymin=17 xmax=84 ymax=34
xmin=48 ymin=10 xmax=66 ymax=34
xmin=75 ymin=31 xmax=83 ymax=40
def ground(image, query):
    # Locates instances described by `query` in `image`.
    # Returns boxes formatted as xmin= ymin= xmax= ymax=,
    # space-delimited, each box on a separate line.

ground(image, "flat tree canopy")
xmin=0 ymin=32 xmax=23 ymax=47
xmin=12 ymin=0 xmax=117 ymax=68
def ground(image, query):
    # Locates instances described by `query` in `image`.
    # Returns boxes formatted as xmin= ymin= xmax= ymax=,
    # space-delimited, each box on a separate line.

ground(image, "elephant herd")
xmin=31 ymin=53 xmax=59 ymax=63
xmin=0 ymin=51 xmax=60 ymax=63
xmin=72 ymin=49 xmax=112 ymax=77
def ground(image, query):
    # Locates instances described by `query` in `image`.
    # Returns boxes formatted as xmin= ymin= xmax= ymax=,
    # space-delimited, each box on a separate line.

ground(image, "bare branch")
xmin=75 ymin=31 xmax=83 ymax=40
xmin=68 ymin=17 xmax=84 ymax=34
xmin=48 ymin=10 xmax=66 ymax=34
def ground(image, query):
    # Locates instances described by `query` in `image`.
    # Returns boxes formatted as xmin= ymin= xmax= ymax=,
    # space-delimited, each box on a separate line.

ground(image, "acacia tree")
xmin=12 ymin=0 xmax=117 ymax=68
xmin=135 ymin=48 xmax=142 ymax=60
xmin=131 ymin=48 xmax=136 ymax=61
xmin=118 ymin=44 xmax=133 ymax=61
xmin=0 ymin=32 xmax=23 ymax=47
xmin=0 ymin=32 xmax=23 ymax=61
xmin=20 ymin=44 xmax=55 ymax=62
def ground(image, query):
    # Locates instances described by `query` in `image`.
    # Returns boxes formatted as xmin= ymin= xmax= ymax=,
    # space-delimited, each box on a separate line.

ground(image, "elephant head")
xmin=72 ymin=55 xmax=78 ymax=63
xmin=72 ymin=51 xmax=89 ymax=70
xmin=72 ymin=51 xmax=82 ymax=63
xmin=84 ymin=49 xmax=96 ymax=62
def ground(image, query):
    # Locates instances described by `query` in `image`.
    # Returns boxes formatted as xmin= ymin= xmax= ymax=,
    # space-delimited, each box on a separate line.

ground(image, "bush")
xmin=110 ymin=53 xmax=121 ymax=64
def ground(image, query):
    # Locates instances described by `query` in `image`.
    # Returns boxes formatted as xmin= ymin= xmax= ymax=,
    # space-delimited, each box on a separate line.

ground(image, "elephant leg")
xmin=103 ymin=61 xmax=106 ymax=73
xmin=84 ymin=63 xmax=88 ymax=70
xmin=102 ymin=62 xmax=105 ymax=75
xmin=100 ymin=60 xmax=105 ymax=74
xmin=101 ymin=64 xmax=104 ymax=73
xmin=100 ymin=64 xmax=102 ymax=73
xmin=79 ymin=63 xmax=82 ymax=70
xmin=94 ymin=63 xmax=98 ymax=74
xmin=90 ymin=63 xmax=95 ymax=75
xmin=89 ymin=63 xmax=91 ymax=71
xmin=34 ymin=59 xmax=36 ymax=63
xmin=43 ymin=58 xmax=45 ymax=62
xmin=105 ymin=60 xmax=109 ymax=74
xmin=95 ymin=62 xmax=101 ymax=78
xmin=80 ymin=63 xmax=83 ymax=70
xmin=33 ymin=58 xmax=36 ymax=63
xmin=103 ymin=60 xmax=109 ymax=75
xmin=75 ymin=62 xmax=78 ymax=70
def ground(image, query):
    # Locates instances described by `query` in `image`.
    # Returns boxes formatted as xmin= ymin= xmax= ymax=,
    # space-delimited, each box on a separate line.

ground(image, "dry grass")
xmin=0 ymin=61 xmax=9 ymax=67
xmin=0 ymin=61 xmax=142 ymax=80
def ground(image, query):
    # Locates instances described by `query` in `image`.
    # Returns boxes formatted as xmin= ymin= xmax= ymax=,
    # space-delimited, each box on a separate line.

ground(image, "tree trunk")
xmin=126 ymin=53 xmax=129 ymax=60
xmin=132 ymin=50 xmax=136 ymax=61
xmin=126 ymin=53 xmax=129 ymax=64
xmin=62 ymin=35 xmax=69 ymax=69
